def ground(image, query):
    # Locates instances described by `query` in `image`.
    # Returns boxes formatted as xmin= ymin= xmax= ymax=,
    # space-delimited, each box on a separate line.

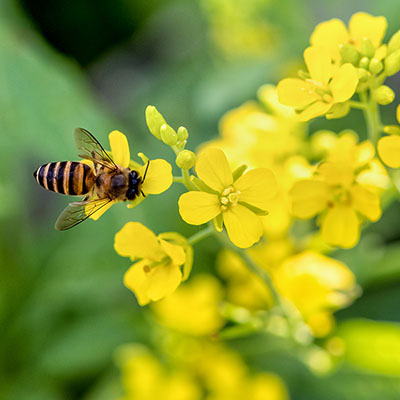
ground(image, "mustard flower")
xmin=378 ymin=104 xmax=400 ymax=168
xmin=178 ymin=148 xmax=278 ymax=248
xmin=90 ymin=130 xmax=173 ymax=220
xmin=151 ymin=275 xmax=224 ymax=336
xmin=275 ymin=251 xmax=356 ymax=337
xmin=277 ymin=46 xmax=358 ymax=121
xmin=114 ymin=222 xmax=193 ymax=305
xmin=310 ymin=12 xmax=387 ymax=63
xmin=290 ymin=137 xmax=384 ymax=248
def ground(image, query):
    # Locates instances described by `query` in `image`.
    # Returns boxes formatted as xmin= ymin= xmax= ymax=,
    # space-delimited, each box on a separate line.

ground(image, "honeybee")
xmin=33 ymin=128 xmax=149 ymax=230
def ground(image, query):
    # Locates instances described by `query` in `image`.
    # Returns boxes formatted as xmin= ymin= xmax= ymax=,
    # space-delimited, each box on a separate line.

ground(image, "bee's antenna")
xmin=142 ymin=161 xmax=150 ymax=183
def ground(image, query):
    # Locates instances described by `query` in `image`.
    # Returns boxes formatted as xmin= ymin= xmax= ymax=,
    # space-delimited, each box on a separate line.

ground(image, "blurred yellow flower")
xmin=217 ymin=249 xmax=272 ymax=310
xmin=290 ymin=134 xmax=385 ymax=248
xmin=310 ymin=12 xmax=387 ymax=62
xmin=114 ymin=222 xmax=192 ymax=305
xmin=178 ymin=148 xmax=278 ymax=248
xmin=116 ymin=345 xmax=201 ymax=400
xmin=90 ymin=130 xmax=173 ymax=220
xmin=277 ymin=46 xmax=358 ymax=121
xmin=151 ymin=275 xmax=224 ymax=336
xmin=378 ymin=104 xmax=400 ymax=168
xmin=274 ymin=251 xmax=357 ymax=337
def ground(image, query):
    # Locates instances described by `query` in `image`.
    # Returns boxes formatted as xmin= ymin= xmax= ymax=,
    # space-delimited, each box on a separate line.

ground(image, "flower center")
xmin=220 ymin=186 xmax=241 ymax=212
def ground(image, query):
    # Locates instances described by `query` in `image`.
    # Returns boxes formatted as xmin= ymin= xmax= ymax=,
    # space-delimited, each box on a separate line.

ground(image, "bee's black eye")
xmin=111 ymin=174 xmax=126 ymax=190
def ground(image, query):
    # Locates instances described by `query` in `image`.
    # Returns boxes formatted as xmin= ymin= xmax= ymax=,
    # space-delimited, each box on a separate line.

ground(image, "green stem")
xmin=187 ymin=225 xmax=214 ymax=245
xmin=360 ymin=91 xmax=382 ymax=146
xmin=349 ymin=100 xmax=367 ymax=110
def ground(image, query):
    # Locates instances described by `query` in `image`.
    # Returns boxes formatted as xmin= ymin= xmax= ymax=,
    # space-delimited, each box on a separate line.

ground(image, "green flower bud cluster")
xmin=145 ymin=105 xmax=196 ymax=170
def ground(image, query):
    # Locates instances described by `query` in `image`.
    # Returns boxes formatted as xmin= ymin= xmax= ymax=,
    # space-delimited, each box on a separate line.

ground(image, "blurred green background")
xmin=1 ymin=0 xmax=400 ymax=398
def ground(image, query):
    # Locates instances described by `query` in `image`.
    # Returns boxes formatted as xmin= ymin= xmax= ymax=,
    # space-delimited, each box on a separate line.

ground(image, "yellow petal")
xmin=277 ymin=78 xmax=319 ymax=107
xmin=298 ymin=101 xmax=332 ymax=121
xmin=159 ymin=239 xmax=186 ymax=266
xmin=89 ymin=200 xmax=114 ymax=221
xmin=109 ymin=130 xmax=130 ymax=168
xmin=140 ymin=159 xmax=173 ymax=195
xmin=349 ymin=12 xmax=387 ymax=48
xmin=321 ymin=205 xmax=359 ymax=248
xmin=114 ymin=222 xmax=164 ymax=261
xmin=318 ymin=161 xmax=354 ymax=188
xmin=195 ymin=148 xmax=233 ymax=192
xmin=304 ymin=46 xmax=333 ymax=84
xmin=310 ymin=18 xmax=349 ymax=61
xmin=178 ymin=192 xmax=220 ymax=225
xmin=124 ymin=260 xmax=183 ymax=305
xmin=123 ymin=260 xmax=152 ymax=305
xmin=145 ymin=262 xmax=183 ymax=301
xmin=350 ymin=183 xmax=381 ymax=221
xmin=290 ymin=180 xmax=330 ymax=219
xmin=377 ymin=136 xmax=400 ymax=168
xmin=234 ymin=168 xmax=277 ymax=210
xmin=329 ymin=63 xmax=358 ymax=103
xmin=397 ymin=104 xmax=400 ymax=124
xmin=223 ymin=204 xmax=263 ymax=248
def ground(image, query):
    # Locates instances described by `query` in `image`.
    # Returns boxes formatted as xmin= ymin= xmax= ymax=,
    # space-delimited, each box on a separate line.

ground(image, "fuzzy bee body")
xmin=33 ymin=128 xmax=148 ymax=230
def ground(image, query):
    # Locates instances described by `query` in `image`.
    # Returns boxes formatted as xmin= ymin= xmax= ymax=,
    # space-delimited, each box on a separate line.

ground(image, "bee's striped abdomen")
xmin=34 ymin=161 xmax=95 ymax=195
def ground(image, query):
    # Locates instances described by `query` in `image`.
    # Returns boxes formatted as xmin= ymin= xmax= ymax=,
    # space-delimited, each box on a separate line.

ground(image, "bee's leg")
xmin=140 ymin=190 xmax=146 ymax=198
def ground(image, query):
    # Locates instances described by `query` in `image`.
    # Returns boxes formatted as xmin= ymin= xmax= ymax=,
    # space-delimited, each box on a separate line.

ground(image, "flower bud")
xmin=145 ymin=106 xmax=166 ymax=140
xmin=339 ymin=44 xmax=360 ymax=65
xmin=359 ymin=57 xmax=370 ymax=69
xmin=360 ymin=38 xmax=375 ymax=58
xmin=176 ymin=150 xmax=197 ymax=169
xmin=372 ymin=85 xmax=395 ymax=105
xmin=177 ymin=126 xmax=189 ymax=142
xmin=357 ymin=68 xmax=370 ymax=81
xmin=385 ymin=49 xmax=400 ymax=76
xmin=383 ymin=125 xmax=400 ymax=135
xmin=388 ymin=30 xmax=400 ymax=54
xmin=369 ymin=58 xmax=383 ymax=74
xmin=326 ymin=102 xmax=350 ymax=119
xmin=160 ymin=124 xmax=178 ymax=146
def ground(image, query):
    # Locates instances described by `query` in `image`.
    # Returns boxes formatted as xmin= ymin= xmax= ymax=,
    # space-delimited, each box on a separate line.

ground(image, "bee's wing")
xmin=74 ymin=128 xmax=117 ymax=170
xmin=55 ymin=197 xmax=112 ymax=231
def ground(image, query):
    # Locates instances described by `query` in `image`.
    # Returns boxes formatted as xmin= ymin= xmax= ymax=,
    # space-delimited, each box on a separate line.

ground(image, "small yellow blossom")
xmin=90 ymin=130 xmax=173 ymax=220
xmin=178 ymin=148 xmax=278 ymax=248
xmin=151 ymin=275 xmax=224 ymax=336
xmin=277 ymin=46 xmax=358 ymax=121
xmin=290 ymin=134 xmax=385 ymax=248
xmin=274 ymin=251 xmax=357 ymax=337
xmin=114 ymin=222 xmax=192 ymax=305
xmin=378 ymin=104 xmax=400 ymax=168
xmin=310 ymin=12 xmax=387 ymax=62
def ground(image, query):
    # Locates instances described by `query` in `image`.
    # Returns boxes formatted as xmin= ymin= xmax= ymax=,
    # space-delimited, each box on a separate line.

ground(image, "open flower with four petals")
xmin=290 ymin=137 xmax=385 ymax=248
xmin=378 ymin=104 xmax=400 ymax=168
xmin=178 ymin=148 xmax=278 ymax=248
xmin=277 ymin=46 xmax=358 ymax=121
xmin=114 ymin=222 xmax=193 ymax=305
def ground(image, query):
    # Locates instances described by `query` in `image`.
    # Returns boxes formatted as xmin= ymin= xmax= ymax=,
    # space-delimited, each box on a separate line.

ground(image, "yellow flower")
xmin=151 ymin=275 xmax=224 ymax=336
xmin=290 ymin=136 xmax=384 ymax=248
xmin=114 ymin=222 xmax=193 ymax=305
xmin=277 ymin=46 xmax=358 ymax=121
xmin=178 ymin=148 xmax=278 ymax=248
xmin=378 ymin=104 xmax=400 ymax=168
xmin=116 ymin=344 xmax=201 ymax=400
xmin=310 ymin=12 xmax=387 ymax=62
xmin=274 ymin=251 xmax=357 ymax=337
xmin=90 ymin=130 xmax=173 ymax=220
